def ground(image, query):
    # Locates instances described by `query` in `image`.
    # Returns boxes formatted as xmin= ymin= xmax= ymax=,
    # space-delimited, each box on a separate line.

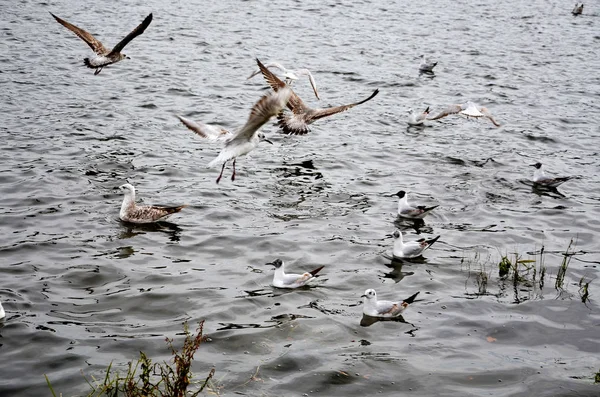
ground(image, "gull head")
xmin=529 ymin=162 xmax=542 ymax=169
xmin=361 ymin=288 xmax=377 ymax=300
xmin=394 ymin=190 xmax=406 ymax=198
xmin=407 ymin=108 xmax=414 ymax=114
xmin=258 ymin=133 xmax=273 ymax=145
xmin=266 ymin=259 xmax=283 ymax=269
xmin=119 ymin=183 xmax=135 ymax=195
xmin=392 ymin=230 xmax=402 ymax=240
xmin=118 ymin=53 xmax=129 ymax=61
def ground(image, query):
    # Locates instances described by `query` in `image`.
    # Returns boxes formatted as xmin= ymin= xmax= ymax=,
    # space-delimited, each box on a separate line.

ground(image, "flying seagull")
xmin=248 ymin=62 xmax=320 ymax=100
xmin=429 ymin=101 xmax=501 ymax=127
xmin=419 ymin=55 xmax=437 ymax=73
xmin=407 ymin=106 xmax=430 ymax=126
xmin=50 ymin=12 xmax=153 ymax=75
xmin=266 ymin=259 xmax=325 ymax=289
xmin=119 ymin=183 xmax=186 ymax=224
xmin=530 ymin=162 xmax=574 ymax=188
xmin=394 ymin=190 xmax=438 ymax=219
xmin=361 ymin=289 xmax=420 ymax=318
xmin=256 ymin=58 xmax=379 ymax=135
xmin=176 ymin=115 xmax=233 ymax=141
xmin=392 ymin=230 xmax=440 ymax=259
xmin=572 ymin=3 xmax=583 ymax=15
xmin=207 ymin=87 xmax=292 ymax=183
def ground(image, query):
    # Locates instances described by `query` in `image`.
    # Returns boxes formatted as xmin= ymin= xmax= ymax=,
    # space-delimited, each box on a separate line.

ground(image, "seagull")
xmin=176 ymin=115 xmax=233 ymax=141
xmin=392 ymin=230 xmax=440 ymax=259
xmin=0 ymin=301 xmax=5 ymax=320
xmin=256 ymin=58 xmax=379 ymax=135
xmin=394 ymin=190 xmax=438 ymax=219
xmin=419 ymin=55 xmax=437 ymax=73
xmin=207 ymin=87 xmax=292 ymax=183
xmin=248 ymin=62 xmax=320 ymax=100
xmin=119 ymin=183 xmax=186 ymax=224
xmin=361 ymin=289 xmax=420 ymax=318
xmin=265 ymin=259 xmax=325 ymax=289
xmin=407 ymin=107 xmax=430 ymax=126
xmin=572 ymin=3 xmax=584 ymax=15
xmin=428 ymin=101 xmax=501 ymax=127
xmin=530 ymin=162 xmax=574 ymax=188
xmin=50 ymin=12 xmax=153 ymax=75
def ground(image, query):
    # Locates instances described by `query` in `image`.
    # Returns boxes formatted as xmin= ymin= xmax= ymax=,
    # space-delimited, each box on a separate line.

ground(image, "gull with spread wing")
xmin=248 ymin=61 xmax=320 ymax=100
xmin=50 ymin=12 xmax=153 ymax=75
xmin=256 ymin=58 xmax=379 ymax=135
xmin=429 ymin=101 xmax=501 ymax=127
xmin=206 ymin=87 xmax=292 ymax=183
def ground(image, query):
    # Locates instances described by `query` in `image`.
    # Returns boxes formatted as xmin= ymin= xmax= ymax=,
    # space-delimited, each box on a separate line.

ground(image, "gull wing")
xmin=50 ymin=12 xmax=108 ymax=55
xmin=297 ymin=69 xmax=320 ymax=100
xmin=428 ymin=104 xmax=463 ymax=120
xmin=176 ymin=115 xmax=231 ymax=140
xmin=307 ymin=88 xmax=379 ymax=122
xmin=247 ymin=62 xmax=289 ymax=79
xmin=109 ymin=13 xmax=153 ymax=55
xmin=376 ymin=300 xmax=401 ymax=316
xmin=256 ymin=58 xmax=307 ymax=113
xmin=126 ymin=204 xmax=186 ymax=223
xmin=479 ymin=107 xmax=501 ymax=127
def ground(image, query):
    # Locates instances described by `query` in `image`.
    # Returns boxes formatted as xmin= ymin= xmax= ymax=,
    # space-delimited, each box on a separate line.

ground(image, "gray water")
xmin=1 ymin=0 xmax=599 ymax=395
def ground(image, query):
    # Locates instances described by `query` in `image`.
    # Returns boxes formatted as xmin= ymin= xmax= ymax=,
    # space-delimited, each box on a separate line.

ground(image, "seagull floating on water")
xmin=50 ymin=12 xmax=153 ymax=75
xmin=530 ymin=162 xmax=574 ymax=188
xmin=572 ymin=3 xmax=584 ymax=15
xmin=361 ymin=289 xmax=420 ymax=318
xmin=0 ymin=301 xmax=5 ymax=320
xmin=256 ymin=58 xmax=379 ymax=135
xmin=395 ymin=190 xmax=438 ymax=219
xmin=207 ymin=87 xmax=292 ymax=183
xmin=248 ymin=62 xmax=320 ymax=100
xmin=392 ymin=230 xmax=440 ymax=259
xmin=419 ymin=55 xmax=437 ymax=73
xmin=407 ymin=107 xmax=430 ymax=126
xmin=266 ymin=259 xmax=325 ymax=289
xmin=119 ymin=183 xmax=186 ymax=224
xmin=429 ymin=101 xmax=501 ymax=127
xmin=176 ymin=115 xmax=232 ymax=141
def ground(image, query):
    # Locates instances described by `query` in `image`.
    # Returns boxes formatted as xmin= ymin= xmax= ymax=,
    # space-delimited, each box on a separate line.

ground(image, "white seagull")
xmin=419 ymin=55 xmax=437 ymax=73
xmin=361 ymin=289 xmax=420 ymax=318
xmin=429 ymin=101 xmax=501 ymax=127
xmin=530 ymin=162 xmax=574 ymax=188
xmin=119 ymin=183 xmax=186 ymax=224
xmin=392 ymin=230 xmax=440 ymax=259
xmin=176 ymin=115 xmax=233 ymax=141
xmin=207 ymin=87 xmax=292 ymax=183
xmin=572 ymin=3 xmax=584 ymax=15
xmin=407 ymin=107 xmax=430 ymax=126
xmin=50 ymin=12 xmax=153 ymax=75
xmin=266 ymin=259 xmax=325 ymax=289
xmin=0 ymin=301 xmax=5 ymax=320
xmin=394 ymin=190 xmax=438 ymax=219
xmin=247 ymin=62 xmax=320 ymax=100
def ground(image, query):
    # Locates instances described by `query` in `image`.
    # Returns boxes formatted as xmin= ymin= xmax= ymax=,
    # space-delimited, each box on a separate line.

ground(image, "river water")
xmin=1 ymin=0 xmax=599 ymax=395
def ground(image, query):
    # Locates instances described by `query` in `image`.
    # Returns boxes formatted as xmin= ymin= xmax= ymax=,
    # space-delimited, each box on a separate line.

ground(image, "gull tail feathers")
xmin=403 ymin=291 xmax=420 ymax=305
xmin=309 ymin=265 xmax=325 ymax=277
xmin=426 ymin=235 xmax=441 ymax=247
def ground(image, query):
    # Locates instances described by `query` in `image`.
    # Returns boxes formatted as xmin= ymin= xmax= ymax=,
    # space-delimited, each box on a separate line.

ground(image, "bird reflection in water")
xmin=117 ymin=221 xmax=183 ymax=243
xmin=382 ymin=256 xmax=415 ymax=283
xmin=360 ymin=313 xmax=413 ymax=327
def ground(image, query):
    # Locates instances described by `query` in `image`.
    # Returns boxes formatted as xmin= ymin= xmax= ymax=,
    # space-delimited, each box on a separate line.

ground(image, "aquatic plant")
xmin=555 ymin=239 xmax=575 ymax=291
xmin=45 ymin=321 xmax=214 ymax=397
xmin=578 ymin=277 xmax=590 ymax=304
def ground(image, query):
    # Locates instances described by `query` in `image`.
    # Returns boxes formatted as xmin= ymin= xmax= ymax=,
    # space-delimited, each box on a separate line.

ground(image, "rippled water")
xmin=1 ymin=0 xmax=599 ymax=395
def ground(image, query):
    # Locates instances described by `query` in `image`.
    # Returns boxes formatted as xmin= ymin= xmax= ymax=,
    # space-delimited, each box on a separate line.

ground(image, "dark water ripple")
xmin=0 ymin=0 xmax=599 ymax=396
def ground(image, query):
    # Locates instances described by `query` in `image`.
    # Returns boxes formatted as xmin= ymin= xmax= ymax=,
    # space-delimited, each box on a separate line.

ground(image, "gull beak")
xmin=264 ymin=138 xmax=273 ymax=145
xmin=528 ymin=163 xmax=537 ymax=167
xmin=360 ymin=294 xmax=367 ymax=298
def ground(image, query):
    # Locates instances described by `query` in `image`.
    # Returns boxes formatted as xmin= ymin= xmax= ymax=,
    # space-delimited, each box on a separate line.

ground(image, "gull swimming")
xmin=256 ymin=58 xmax=379 ymax=135
xmin=395 ymin=190 xmax=438 ymax=219
xmin=429 ymin=101 xmax=501 ymax=127
xmin=248 ymin=62 xmax=320 ymax=100
xmin=407 ymin=107 xmax=430 ymax=126
xmin=50 ymin=12 xmax=153 ymax=75
xmin=392 ymin=230 xmax=440 ymax=259
xmin=207 ymin=87 xmax=292 ymax=183
xmin=530 ymin=162 xmax=574 ymax=188
xmin=266 ymin=259 xmax=325 ymax=289
xmin=361 ymin=289 xmax=420 ymax=318
xmin=176 ymin=115 xmax=233 ymax=141
xmin=119 ymin=183 xmax=186 ymax=224
xmin=419 ymin=55 xmax=437 ymax=73
xmin=0 ymin=301 xmax=5 ymax=320
xmin=572 ymin=3 xmax=583 ymax=15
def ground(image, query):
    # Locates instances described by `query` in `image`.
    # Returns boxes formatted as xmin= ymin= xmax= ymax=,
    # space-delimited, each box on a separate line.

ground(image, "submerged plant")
xmin=578 ymin=277 xmax=591 ymax=304
xmin=555 ymin=239 xmax=575 ymax=291
xmin=46 ymin=321 xmax=214 ymax=397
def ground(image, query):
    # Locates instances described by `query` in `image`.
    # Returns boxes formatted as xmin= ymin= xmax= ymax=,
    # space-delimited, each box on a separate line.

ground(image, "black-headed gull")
xmin=419 ymin=55 xmax=437 ymax=73
xmin=361 ymin=289 xmax=420 ymax=318
xmin=119 ymin=184 xmax=186 ymax=224
xmin=407 ymin=107 xmax=430 ymax=126
xmin=530 ymin=162 xmax=574 ymax=188
xmin=248 ymin=61 xmax=320 ymax=100
xmin=392 ymin=230 xmax=440 ymax=259
xmin=429 ymin=101 xmax=500 ymax=127
xmin=50 ymin=12 xmax=152 ymax=75
xmin=266 ymin=259 xmax=325 ymax=289
xmin=395 ymin=190 xmax=438 ymax=219
xmin=572 ymin=3 xmax=583 ymax=15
